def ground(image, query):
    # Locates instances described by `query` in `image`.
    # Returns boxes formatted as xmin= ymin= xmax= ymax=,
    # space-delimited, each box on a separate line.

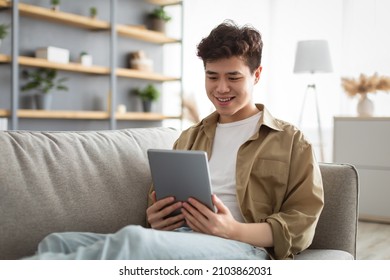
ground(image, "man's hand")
xmin=146 ymin=191 xmax=185 ymax=231
xmin=183 ymin=194 xmax=274 ymax=248
xmin=181 ymin=194 xmax=239 ymax=239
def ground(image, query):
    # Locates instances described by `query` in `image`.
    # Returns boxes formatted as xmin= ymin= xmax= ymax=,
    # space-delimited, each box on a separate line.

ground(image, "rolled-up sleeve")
xmin=265 ymin=135 xmax=324 ymax=259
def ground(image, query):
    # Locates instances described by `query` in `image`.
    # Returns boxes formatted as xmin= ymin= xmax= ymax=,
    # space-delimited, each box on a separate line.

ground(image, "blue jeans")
xmin=24 ymin=225 xmax=270 ymax=260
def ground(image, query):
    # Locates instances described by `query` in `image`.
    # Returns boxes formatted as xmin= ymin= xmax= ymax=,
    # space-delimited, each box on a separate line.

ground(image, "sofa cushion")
xmin=0 ymin=127 xmax=180 ymax=260
xmin=294 ymin=249 xmax=354 ymax=260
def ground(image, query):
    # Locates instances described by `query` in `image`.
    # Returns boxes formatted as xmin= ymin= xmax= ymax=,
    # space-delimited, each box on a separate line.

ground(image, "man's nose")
xmin=216 ymin=79 xmax=230 ymax=93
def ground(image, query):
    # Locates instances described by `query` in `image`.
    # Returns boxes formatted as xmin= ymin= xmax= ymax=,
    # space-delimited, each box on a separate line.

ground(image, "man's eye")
xmin=229 ymin=77 xmax=240 ymax=81
xmin=207 ymin=76 xmax=218 ymax=80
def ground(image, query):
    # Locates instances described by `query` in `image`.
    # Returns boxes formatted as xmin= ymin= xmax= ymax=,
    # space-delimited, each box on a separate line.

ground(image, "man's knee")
xmin=37 ymin=232 xmax=70 ymax=254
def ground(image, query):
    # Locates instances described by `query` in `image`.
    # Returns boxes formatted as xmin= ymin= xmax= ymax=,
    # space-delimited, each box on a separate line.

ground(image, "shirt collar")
xmin=256 ymin=104 xmax=284 ymax=132
xmin=200 ymin=104 xmax=283 ymax=139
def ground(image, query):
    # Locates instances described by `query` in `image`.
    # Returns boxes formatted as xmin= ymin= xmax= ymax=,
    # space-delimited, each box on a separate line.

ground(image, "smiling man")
xmin=147 ymin=20 xmax=324 ymax=260
xmin=26 ymin=20 xmax=323 ymax=260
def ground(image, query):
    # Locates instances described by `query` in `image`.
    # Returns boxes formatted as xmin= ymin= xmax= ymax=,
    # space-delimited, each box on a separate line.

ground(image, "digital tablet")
xmin=147 ymin=149 xmax=214 ymax=216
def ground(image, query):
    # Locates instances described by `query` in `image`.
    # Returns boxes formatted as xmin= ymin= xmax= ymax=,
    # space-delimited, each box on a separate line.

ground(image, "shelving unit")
xmin=0 ymin=0 xmax=183 ymax=130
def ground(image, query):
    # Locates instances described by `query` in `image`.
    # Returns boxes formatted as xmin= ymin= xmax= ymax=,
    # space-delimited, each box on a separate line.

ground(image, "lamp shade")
xmin=293 ymin=40 xmax=333 ymax=74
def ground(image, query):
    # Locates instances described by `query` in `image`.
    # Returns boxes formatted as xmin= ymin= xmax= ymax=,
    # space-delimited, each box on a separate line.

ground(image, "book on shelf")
xmin=0 ymin=118 xmax=8 ymax=131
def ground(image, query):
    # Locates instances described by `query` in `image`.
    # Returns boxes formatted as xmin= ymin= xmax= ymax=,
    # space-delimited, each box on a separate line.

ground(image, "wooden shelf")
xmin=0 ymin=109 xmax=180 ymax=121
xmin=0 ymin=109 xmax=108 ymax=120
xmin=0 ymin=53 xmax=8 ymax=63
xmin=116 ymin=112 xmax=180 ymax=121
xmin=19 ymin=56 xmax=110 ymax=75
xmin=0 ymin=55 xmax=110 ymax=74
xmin=0 ymin=0 xmax=11 ymax=9
xmin=117 ymin=24 xmax=179 ymax=44
xmin=116 ymin=68 xmax=179 ymax=82
xmin=0 ymin=54 xmax=180 ymax=81
xmin=146 ymin=0 xmax=182 ymax=6
xmin=0 ymin=1 xmax=110 ymax=30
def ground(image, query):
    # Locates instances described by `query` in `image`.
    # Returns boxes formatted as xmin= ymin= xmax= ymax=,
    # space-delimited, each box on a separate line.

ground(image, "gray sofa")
xmin=0 ymin=127 xmax=359 ymax=260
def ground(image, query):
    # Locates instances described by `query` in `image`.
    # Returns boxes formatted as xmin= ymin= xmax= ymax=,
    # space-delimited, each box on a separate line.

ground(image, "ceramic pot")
xmin=149 ymin=18 xmax=166 ymax=33
xmin=19 ymin=94 xmax=35 ymax=109
xmin=35 ymin=93 xmax=52 ymax=110
xmin=79 ymin=54 xmax=93 ymax=66
xmin=357 ymin=94 xmax=374 ymax=117
xmin=142 ymin=100 xmax=152 ymax=112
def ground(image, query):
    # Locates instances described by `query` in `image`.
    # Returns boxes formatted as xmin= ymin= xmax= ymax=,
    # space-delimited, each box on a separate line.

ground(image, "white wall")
xmin=166 ymin=0 xmax=390 ymax=161
xmin=340 ymin=0 xmax=390 ymax=116
xmin=265 ymin=0 xmax=344 ymax=162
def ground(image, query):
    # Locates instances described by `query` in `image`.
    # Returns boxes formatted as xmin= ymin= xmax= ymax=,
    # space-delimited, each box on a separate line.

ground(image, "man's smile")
xmin=216 ymin=96 xmax=235 ymax=103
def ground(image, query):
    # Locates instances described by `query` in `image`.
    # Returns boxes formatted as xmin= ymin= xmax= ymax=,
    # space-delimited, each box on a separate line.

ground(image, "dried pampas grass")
xmin=341 ymin=73 xmax=390 ymax=97
xmin=182 ymin=96 xmax=200 ymax=124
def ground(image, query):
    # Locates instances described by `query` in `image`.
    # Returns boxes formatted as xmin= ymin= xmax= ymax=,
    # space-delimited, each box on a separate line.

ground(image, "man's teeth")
xmin=217 ymin=97 xmax=232 ymax=102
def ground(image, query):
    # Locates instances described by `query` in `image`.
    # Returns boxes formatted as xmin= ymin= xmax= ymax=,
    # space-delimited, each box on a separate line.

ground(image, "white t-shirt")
xmin=209 ymin=111 xmax=262 ymax=222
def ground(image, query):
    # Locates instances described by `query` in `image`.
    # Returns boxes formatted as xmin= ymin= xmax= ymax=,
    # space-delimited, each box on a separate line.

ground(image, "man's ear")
xmin=254 ymin=66 xmax=262 ymax=83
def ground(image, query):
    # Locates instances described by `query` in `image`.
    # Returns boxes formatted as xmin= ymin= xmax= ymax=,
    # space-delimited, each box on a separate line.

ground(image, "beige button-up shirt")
xmin=149 ymin=104 xmax=324 ymax=259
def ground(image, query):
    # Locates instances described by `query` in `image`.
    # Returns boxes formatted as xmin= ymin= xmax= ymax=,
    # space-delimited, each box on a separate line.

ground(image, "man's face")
xmin=205 ymin=56 xmax=262 ymax=123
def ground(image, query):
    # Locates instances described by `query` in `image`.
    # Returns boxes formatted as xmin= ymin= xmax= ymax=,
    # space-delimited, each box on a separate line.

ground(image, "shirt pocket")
xmin=249 ymin=158 xmax=289 ymax=209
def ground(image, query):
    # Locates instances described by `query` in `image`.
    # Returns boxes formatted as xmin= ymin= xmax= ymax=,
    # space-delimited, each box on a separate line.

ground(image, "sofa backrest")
xmin=0 ymin=127 xmax=180 ymax=260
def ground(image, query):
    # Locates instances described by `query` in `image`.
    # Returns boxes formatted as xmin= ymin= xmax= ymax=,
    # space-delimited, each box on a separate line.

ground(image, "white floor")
xmin=357 ymin=221 xmax=390 ymax=260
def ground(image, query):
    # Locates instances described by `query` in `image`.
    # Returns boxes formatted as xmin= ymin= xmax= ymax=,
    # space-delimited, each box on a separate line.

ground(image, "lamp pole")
xmin=298 ymin=83 xmax=324 ymax=162
xmin=294 ymin=40 xmax=332 ymax=162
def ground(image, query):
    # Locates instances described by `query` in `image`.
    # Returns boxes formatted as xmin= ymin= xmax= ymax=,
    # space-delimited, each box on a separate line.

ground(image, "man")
xmin=26 ymin=20 xmax=323 ymax=260
xmin=147 ymin=20 xmax=323 ymax=260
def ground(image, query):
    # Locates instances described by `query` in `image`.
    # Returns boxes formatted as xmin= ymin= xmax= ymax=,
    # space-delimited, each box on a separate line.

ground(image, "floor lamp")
xmin=293 ymin=40 xmax=333 ymax=161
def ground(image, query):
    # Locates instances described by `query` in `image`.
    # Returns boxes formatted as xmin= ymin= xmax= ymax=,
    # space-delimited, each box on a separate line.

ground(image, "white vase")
xmin=79 ymin=54 xmax=93 ymax=66
xmin=357 ymin=94 xmax=374 ymax=117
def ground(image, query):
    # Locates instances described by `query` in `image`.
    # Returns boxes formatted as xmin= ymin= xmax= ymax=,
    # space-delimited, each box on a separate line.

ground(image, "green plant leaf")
xmin=20 ymin=68 xmax=69 ymax=95
xmin=0 ymin=24 xmax=9 ymax=39
xmin=134 ymin=83 xmax=160 ymax=101
xmin=149 ymin=7 xmax=171 ymax=22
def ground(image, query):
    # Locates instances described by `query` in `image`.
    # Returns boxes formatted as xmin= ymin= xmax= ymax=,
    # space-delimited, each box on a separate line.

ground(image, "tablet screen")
xmin=147 ymin=149 xmax=214 ymax=216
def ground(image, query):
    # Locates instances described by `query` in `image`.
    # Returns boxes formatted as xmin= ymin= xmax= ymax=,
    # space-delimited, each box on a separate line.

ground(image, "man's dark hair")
xmin=197 ymin=20 xmax=263 ymax=73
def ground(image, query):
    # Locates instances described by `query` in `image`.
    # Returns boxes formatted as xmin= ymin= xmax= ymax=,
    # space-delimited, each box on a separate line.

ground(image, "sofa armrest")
xmin=308 ymin=163 xmax=359 ymax=259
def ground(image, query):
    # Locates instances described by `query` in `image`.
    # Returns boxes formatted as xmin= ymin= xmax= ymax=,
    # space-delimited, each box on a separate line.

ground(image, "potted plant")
xmin=78 ymin=51 xmax=93 ymax=66
xmin=133 ymin=83 xmax=160 ymax=112
xmin=147 ymin=6 xmax=171 ymax=33
xmin=0 ymin=24 xmax=9 ymax=48
xmin=21 ymin=68 xmax=68 ymax=110
xmin=51 ymin=0 xmax=60 ymax=11
xmin=90 ymin=7 xmax=97 ymax=19
xmin=341 ymin=73 xmax=390 ymax=116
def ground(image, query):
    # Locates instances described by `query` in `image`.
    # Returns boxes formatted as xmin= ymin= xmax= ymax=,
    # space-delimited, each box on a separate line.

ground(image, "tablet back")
xmin=147 ymin=149 xmax=214 ymax=212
